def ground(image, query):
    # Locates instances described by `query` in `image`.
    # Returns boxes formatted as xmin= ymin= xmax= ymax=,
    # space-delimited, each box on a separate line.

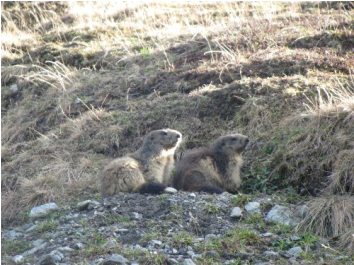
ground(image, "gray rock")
xmin=189 ymin=193 xmax=196 ymax=198
xmin=290 ymin=235 xmax=301 ymax=241
xmin=77 ymin=200 xmax=100 ymax=211
xmin=33 ymin=239 xmax=45 ymax=248
xmin=265 ymin=205 xmax=298 ymax=226
xmin=72 ymin=242 xmax=84 ymax=250
xmin=132 ymin=212 xmax=142 ymax=220
xmin=22 ymin=242 xmax=47 ymax=256
xmin=287 ymin=246 xmax=303 ymax=257
xmin=164 ymin=187 xmax=178 ymax=194
xmin=101 ymin=254 xmax=128 ymax=265
xmin=183 ymin=259 xmax=196 ymax=265
xmin=25 ymin=225 xmax=38 ymax=233
xmin=187 ymin=250 xmax=195 ymax=257
xmin=49 ymin=250 xmax=64 ymax=262
xmin=263 ymin=250 xmax=279 ymax=258
xmin=230 ymin=207 xmax=243 ymax=218
xmin=294 ymin=205 xmax=309 ymax=219
xmin=245 ymin=201 xmax=261 ymax=214
xmin=260 ymin=232 xmax=273 ymax=237
xmin=149 ymin=240 xmax=162 ymax=247
xmin=4 ymin=230 xmax=22 ymax=239
xmin=10 ymin=84 xmax=19 ymax=94
xmin=168 ymin=258 xmax=179 ymax=264
xmin=12 ymin=255 xmax=24 ymax=264
xmin=103 ymin=238 xmax=118 ymax=249
xmin=29 ymin=203 xmax=59 ymax=219
xmin=205 ymin=234 xmax=217 ymax=240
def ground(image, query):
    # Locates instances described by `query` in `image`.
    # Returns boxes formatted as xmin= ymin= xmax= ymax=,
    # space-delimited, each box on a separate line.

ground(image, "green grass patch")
xmin=2 ymin=239 xmax=31 ymax=256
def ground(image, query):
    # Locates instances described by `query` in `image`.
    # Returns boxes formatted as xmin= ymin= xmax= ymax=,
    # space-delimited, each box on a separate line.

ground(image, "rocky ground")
xmin=2 ymin=190 xmax=353 ymax=265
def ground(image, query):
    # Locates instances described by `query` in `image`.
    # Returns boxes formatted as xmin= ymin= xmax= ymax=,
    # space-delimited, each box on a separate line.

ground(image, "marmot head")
xmin=211 ymin=134 xmax=249 ymax=156
xmin=142 ymin=128 xmax=182 ymax=155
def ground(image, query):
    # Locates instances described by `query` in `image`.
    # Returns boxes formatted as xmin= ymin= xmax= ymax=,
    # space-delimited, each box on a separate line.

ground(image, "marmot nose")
xmin=176 ymin=134 xmax=181 ymax=139
xmin=245 ymin=138 xmax=249 ymax=144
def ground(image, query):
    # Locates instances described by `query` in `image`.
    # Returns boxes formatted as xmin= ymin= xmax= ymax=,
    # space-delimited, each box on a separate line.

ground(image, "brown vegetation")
xmin=1 ymin=1 xmax=353 ymax=251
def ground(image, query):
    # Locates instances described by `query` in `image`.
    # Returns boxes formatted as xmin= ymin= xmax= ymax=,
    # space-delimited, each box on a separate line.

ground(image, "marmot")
xmin=173 ymin=134 xmax=249 ymax=194
xmin=101 ymin=129 xmax=182 ymax=196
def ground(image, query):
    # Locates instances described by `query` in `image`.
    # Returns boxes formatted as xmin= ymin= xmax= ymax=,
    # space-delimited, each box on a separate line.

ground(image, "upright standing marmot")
xmin=173 ymin=134 xmax=249 ymax=194
xmin=101 ymin=129 xmax=182 ymax=196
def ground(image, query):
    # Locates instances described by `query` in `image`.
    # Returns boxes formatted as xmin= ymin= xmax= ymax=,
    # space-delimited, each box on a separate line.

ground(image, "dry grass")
xmin=1 ymin=1 xmax=354 ymax=240
xmin=297 ymin=196 xmax=354 ymax=245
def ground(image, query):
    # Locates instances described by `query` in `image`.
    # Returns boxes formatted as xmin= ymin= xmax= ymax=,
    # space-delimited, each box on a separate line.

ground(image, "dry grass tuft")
xmin=298 ymin=196 xmax=354 ymax=238
xmin=338 ymin=229 xmax=354 ymax=253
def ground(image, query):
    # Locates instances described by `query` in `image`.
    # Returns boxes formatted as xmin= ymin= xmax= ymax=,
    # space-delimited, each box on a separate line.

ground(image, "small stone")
xmin=260 ymin=232 xmax=273 ymax=237
xmin=230 ymin=207 xmax=243 ymax=218
xmin=205 ymin=234 xmax=217 ymax=240
xmin=25 ymin=225 xmax=38 ymax=233
xmin=29 ymin=203 xmax=59 ymax=219
xmin=77 ymin=200 xmax=100 ymax=211
xmin=72 ymin=242 xmax=84 ymax=250
xmin=164 ymin=187 xmax=178 ymax=194
xmin=12 ymin=255 xmax=24 ymax=264
xmin=187 ymin=250 xmax=195 ymax=257
xmin=10 ymin=84 xmax=19 ymax=94
xmin=132 ymin=212 xmax=142 ymax=220
xmin=101 ymin=254 xmax=128 ymax=265
xmin=287 ymin=246 xmax=303 ymax=257
xmin=4 ymin=230 xmax=22 ymax=239
xmin=49 ymin=250 xmax=64 ymax=262
xmin=189 ymin=193 xmax=196 ymax=198
xmin=290 ymin=235 xmax=301 ymax=241
xmin=183 ymin=259 xmax=196 ymax=265
xmin=38 ymin=255 xmax=56 ymax=265
xmin=33 ymin=239 xmax=45 ymax=247
xmin=104 ymin=238 xmax=118 ymax=249
xmin=265 ymin=205 xmax=298 ymax=226
xmin=172 ymin=248 xmax=178 ymax=254
xmin=168 ymin=258 xmax=179 ymax=264
xmin=294 ymin=205 xmax=309 ymax=219
xmin=22 ymin=242 xmax=47 ymax=256
xmin=264 ymin=250 xmax=279 ymax=258
xmin=150 ymin=240 xmax=162 ymax=246
xmin=244 ymin=201 xmax=261 ymax=214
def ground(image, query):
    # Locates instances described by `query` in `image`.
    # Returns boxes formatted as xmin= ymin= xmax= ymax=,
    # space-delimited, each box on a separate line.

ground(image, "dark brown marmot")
xmin=101 ymin=129 xmax=182 ymax=196
xmin=173 ymin=134 xmax=249 ymax=194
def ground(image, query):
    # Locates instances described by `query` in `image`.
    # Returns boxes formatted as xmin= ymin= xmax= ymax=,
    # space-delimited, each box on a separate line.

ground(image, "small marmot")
xmin=101 ymin=129 xmax=182 ymax=196
xmin=173 ymin=134 xmax=249 ymax=194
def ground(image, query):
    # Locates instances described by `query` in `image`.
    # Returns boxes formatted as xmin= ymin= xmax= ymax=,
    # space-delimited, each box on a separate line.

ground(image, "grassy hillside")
xmin=1 ymin=1 xmax=353 ymax=250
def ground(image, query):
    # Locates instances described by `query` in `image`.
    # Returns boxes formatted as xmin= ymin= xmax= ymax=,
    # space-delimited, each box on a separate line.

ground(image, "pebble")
xmin=164 ymin=187 xmax=178 ymax=194
xmin=264 ymin=250 xmax=279 ymax=258
xmin=12 ymin=255 xmax=24 ymax=264
xmin=183 ymin=259 xmax=196 ymax=265
xmin=287 ymin=246 xmax=303 ymax=257
xmin=101 ymin=254 xmax=128 ymax=265
xmin=230 ymin=207 xmax=243 ymax=218
xmin=244 ymin=201 xmax=261 ymax=214
xmin=77 ymin=200 xmax=100 ymax=211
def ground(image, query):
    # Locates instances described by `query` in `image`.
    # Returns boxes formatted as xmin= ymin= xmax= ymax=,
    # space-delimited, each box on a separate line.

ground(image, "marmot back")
xmin=173 ymin=134 xmax=249 ymax=194
xmin=101 ymin=129 xmax=182 ymax=196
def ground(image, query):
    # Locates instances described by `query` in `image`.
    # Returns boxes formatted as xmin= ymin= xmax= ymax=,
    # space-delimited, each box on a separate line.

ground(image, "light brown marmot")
xmin=101 ymin=129 xmax=182 ymax=196
xmin=173 ymin=134 xmax=249 ymax=194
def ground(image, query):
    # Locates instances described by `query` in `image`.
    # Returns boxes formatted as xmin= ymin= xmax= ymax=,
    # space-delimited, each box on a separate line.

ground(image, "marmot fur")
xmin=173 ymin=134 xmax=249 ymax=194
xmin=101 ymin=129 xmax=182 ymax=196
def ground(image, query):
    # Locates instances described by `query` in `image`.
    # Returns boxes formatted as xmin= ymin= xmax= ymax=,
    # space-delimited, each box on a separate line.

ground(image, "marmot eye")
xmin=161 ymin=131 xmax=168 ymax=136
